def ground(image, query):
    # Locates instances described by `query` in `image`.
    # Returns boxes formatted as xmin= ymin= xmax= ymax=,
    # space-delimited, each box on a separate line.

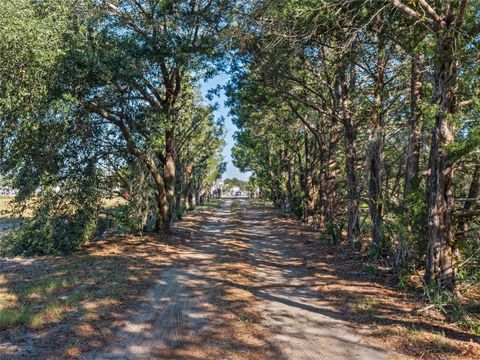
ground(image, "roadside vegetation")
xmin=0 ymin=204 xmax=220 ymax=358
xmin=228 ymin=0 xmax=479 ymax=316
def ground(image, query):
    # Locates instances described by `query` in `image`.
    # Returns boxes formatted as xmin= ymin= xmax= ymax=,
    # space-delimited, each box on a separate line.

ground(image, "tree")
xmin=390 ymin=0 xmax=478 ymax=292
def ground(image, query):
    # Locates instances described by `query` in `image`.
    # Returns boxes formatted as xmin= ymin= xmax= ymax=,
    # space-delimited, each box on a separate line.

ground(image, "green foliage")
xmin=421 ymin=282 xmax=479 ymax=332
xmin=224 ymin=178 xmax=248 ymax=191
xmin=1 ymin=0 xmax=228 ymax=253
xmin=0 ymin=306 xmax=33 ymax=331
xmin=0 ymin=0 xmax=73 ymax=115
xmin=227 ymin=0 xmax=480 ymax=297
xmin=5 ymin=210 xmax=97 ymax=256
xmin=1 ymin=172 xmax=102 ymax=256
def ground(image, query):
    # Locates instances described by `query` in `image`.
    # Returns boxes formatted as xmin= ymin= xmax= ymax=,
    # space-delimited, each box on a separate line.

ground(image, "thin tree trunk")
xmin=368 ymin=38 xmax=386 ymax=251
xmin=405 ymin=55 xmax=423 ymax=196
xmin=326 ymin=131 xmax=338 ymax=228
xmin=318 ymin=126 xmax=337 ymax=232
xmin=318 ymin=140 xmax=328 ymax=230
xmin=164 ymin=128 xmax=176 ymax=231
xmin=396 ymin=54 xmax=424 ymax=267
xmin=457 ymin=163 xmax=480 ymax=235
xmin=283 ymin=149 xmax=293 ymax=212
xmin=181 ymin=164 xmax=194 ymax=212
xmin=303 ymin=128 xmax=317 ymax=224
xmin=340 ymin=63 xmax=361 ymax=245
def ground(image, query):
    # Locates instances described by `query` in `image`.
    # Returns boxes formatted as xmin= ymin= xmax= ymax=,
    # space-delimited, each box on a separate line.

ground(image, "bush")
xmin=1 ymin=209 xmax=97 ymax=256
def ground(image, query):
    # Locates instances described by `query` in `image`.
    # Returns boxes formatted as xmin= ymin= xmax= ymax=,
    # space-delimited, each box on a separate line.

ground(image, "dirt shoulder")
xmin=245 ymin=201 xmax=479 ymax=360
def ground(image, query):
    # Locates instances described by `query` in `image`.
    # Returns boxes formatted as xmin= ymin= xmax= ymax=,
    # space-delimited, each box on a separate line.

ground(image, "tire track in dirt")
xmin=82 ymin=199 xmax=405 ymax=359
xmin=241 ymin=200 xmax=407 ymax=360
xmin=82 ymin=216 xmax=225 ymax=359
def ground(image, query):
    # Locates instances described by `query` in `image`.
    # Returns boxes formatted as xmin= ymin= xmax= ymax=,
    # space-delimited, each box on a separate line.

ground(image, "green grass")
xmin=22 ymin=276 xmax=70 ymax=297
xmin=0 ymin=301 xmax=71 ymax=330
xmin=230 ymin=199 xmax=240 ymax=210
xmin=198 ymin=198 xmax=224 ymax=210
xmin=0 ymin=306 xmax=33 ymax=330
xmin=249 ymin=199 xmax=271 ymax=208
xmin=351 ymin=296 xmax=382 ymax=319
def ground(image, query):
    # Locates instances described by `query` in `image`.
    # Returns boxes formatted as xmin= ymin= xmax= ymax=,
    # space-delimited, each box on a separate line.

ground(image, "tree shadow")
xmin=0 ymin=205 xmax=284 ymax=359
xmin=1 ymin=200 xmax=478 ymax=359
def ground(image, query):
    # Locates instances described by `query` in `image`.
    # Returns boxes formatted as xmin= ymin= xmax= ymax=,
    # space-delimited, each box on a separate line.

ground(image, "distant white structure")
xmin=0 ymin=186 xmax=17 ymax=197
xmin=211 ymin=179 xmax=250 ymax=198
xmin=226 ymin=186 xmax=248 ymax=198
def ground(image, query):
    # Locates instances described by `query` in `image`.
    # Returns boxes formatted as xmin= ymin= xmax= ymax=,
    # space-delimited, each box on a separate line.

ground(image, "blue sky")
xmin=201 ymin=75 xmax=250 ymax=181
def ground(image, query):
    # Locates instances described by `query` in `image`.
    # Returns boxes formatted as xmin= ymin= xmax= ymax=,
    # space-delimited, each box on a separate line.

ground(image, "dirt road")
xmin=83 ymin=199 xmax=400 ymax=359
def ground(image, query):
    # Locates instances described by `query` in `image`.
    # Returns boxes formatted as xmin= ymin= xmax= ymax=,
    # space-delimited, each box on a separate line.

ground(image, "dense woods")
xmin=0 ymin=0 xmax=479 ymax=298
xmin=228 ymin=0 xmax=480 ymax=296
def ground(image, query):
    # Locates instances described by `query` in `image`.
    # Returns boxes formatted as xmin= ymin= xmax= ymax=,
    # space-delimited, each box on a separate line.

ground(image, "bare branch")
xmin=418 ymin=0 xmax=446 ymax=27
xmin=389 ymin=0 xmax=437 ymax=31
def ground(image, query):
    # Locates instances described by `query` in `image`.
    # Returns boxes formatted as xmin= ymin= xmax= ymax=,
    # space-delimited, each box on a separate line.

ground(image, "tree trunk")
xmin=425 ymin=29 xmax=458 ymax=292
xmin=303 ymin=129 xmax=317 ymax=224
xmin=180 ymin=164 xmax=194 ymax=212
xmin=340 ymin=63 xmax=361 ymax=245
xmin=396 ymin=54 xmax=424 ymax=267
xmin=163 ymin=128 xmax=176 ymax=231
xmin=152 ymin=169 xmax=169 ymax=234
xmin=138 ymin=156 xmax=168 ymax=234
xmin=404 ymin=55 xmax=423 ymax=196
xmin=457 ymin=163 xmax=480 ymax=235
xmin=368 ymin=39 xmax=386 ymax=251
xmin=326 ymin=131 xmax=338 ymax=228
xmin=318 ymin=127 xmax=337 ymax=232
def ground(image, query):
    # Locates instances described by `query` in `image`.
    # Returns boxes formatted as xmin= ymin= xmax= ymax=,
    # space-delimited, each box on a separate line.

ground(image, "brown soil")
xmin=1 ymin=199 xmax=479 ymax=359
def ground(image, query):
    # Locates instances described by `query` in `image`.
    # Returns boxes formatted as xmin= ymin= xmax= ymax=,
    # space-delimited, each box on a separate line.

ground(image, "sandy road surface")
xmin=80 ymin=199 xmax=402 ymax=359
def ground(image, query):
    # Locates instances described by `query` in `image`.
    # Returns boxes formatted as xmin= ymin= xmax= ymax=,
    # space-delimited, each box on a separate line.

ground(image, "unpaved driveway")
xmin=82 ymin=199 xmax=400 ymax=359
xmin=242 ymin=202 xmax=401 ymax=360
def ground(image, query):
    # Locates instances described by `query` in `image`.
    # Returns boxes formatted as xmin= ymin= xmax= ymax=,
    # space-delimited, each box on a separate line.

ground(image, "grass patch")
xmin=248 ymin=199 xmax=271 ymax=208
xmin=0 ymin=252 xmax=148 ymax=332
xmin=230 ymin=199 xmax=240 ymax=210
xmin=30 ymin=302 xmax=68 ymax=328
xmin=198 ymin=198 xmax=224 ymax=210
xmin=351 ymin=296 xmax=382 ymax=320
xmin=364 ymin=263 xmax=383 ymax=278
xmin=457 ymin=315 xmax=480 ymax=335
xmin=0 ymin=196 xmax=14 ymax=214
xmin=385 ymin=324 xmax=461 ymax=357
xmin=0 ymin=306 xmax=33 ymax=330
xmin=0 ymin=196 xmax=30 ymax=221
xmin=23 ymin=276 xmax=70 ymax=298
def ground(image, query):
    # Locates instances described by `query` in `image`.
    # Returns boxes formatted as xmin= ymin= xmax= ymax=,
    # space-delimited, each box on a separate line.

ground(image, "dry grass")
xmin=0 ymin=234 xmax=179 ymax=358
xmin=244 ymin=202 xmax=480 ymax=360
xmin=3 ymin=199 xmax=477 ymax=359
xmin=0 ymin=196 xmax=127 ymax=221
xmin=304 ymin=255 xmax=480 ymax=359
xmin=0 ymin=197 xmax=15 ymax=219
xmin=101 ymin=197 xmax=128 ymax=209
xmin=0 ymin=199 xmax=236 ymax=359
xmin=198 ymin=198 xmax=224 ymax=210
